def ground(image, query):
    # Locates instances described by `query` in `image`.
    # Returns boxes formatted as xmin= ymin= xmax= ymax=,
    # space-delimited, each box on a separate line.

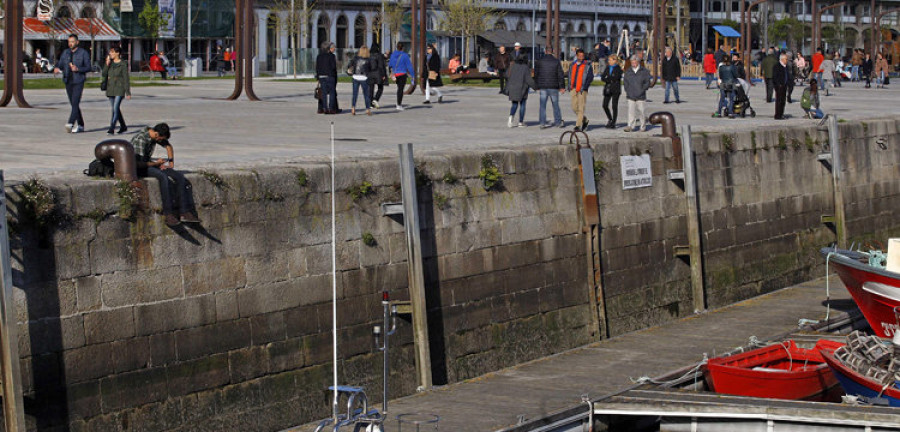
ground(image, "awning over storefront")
xmin=712 ymin=25 xmax=741 ymax=38
xmin=24 ymin=18 xmax=121 ymax=41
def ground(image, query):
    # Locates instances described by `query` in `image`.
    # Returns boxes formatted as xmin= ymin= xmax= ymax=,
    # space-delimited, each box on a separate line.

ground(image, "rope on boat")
xmin=630 ymin=354 xmax=709 ymax=386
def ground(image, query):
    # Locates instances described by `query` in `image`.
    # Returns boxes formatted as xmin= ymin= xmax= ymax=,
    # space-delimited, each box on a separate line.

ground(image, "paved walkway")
xmin=2 ymin=77 xmax=898 ymax=180
xmin=292 ymin=275 xmax=853 ymax=431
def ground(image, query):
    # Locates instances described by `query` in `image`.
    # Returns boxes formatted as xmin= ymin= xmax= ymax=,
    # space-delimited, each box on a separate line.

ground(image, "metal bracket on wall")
xmin=667 ymin=170 xmax=685 ymax=191
xmin=391 ymin=301 xmax=413 ymax=316
xmin=817 ymin=153 xmax=833 ymax=171
xmin=380 ymin=203 xmax=404 ymax=225
xmin=673 ymin=245 xmax=690 ymax=258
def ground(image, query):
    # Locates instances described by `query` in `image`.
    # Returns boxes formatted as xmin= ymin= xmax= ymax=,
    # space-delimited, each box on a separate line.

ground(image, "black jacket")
xmin=773 ymin=61 xmax=792 ymax=87
xmin=534 ymin=54 xmax=565 ymax=90
xmin=368 ymin=51 xmax=387 ymax=81
xmin=316 ymin=51 xmax=337 ymax=78
xmin=423 ymin=53 xmax=443 ymax=87
xmin=661 ymin=55 xmax=681 ymax=81
xmin=600 ymin=64 xmax=622 ymax=95
xmin=348 ymin=56 xmax=371 ymax=76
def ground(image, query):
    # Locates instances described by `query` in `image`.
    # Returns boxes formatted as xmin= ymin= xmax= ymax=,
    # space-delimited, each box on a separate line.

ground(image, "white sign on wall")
xmin=620 ymin=154 xmax=652 ymax=190
xmin=120 ymin=0 xmax=133 ymax=13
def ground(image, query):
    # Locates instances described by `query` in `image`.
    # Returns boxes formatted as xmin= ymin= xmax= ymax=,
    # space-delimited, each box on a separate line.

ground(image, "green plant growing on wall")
xmin=721 ymin=134 xmax=735 ymax=152
xmin=442 ymin=171 xmax=459 ymax=184
xmin=347 ymin=181 xmax=375 ymax=201
xmin=263 ymin=189 xmax=285 ymax=202
xmin=593 ymin=160 xmax=607 ymax=182
xmin=751 ymin=131 xmax=758 ymax=153
xmin=80 ymin=208 xmax=107 ymax=225
xmin=362 ymin=232 xmax=377 ymax=247
xmin=19 ymin=177 xmax=58 ymax=226
xmin=777 ymin=131 xmax=787 ymax=150
xmin=296 ymin=169 xmax=309 ymax=187
xmin=198 ymin=170 xmax=229 ymax=189
xmin=115 ymin=180 xmax=140 ymax=221
xmin=861 ymin=122 xmax=869 ymax=135
xmin=791 ymin=137 xmax=801 ymax=150
xmin=479 ymin=155 xmax=503 ymax=191
xmin=433 ymin=193 xmax=449 ymax=210
xmin=804 ymin=132 xmax=816 ymax=152
xmin=415 ymin=163 xmax=432 ymax=188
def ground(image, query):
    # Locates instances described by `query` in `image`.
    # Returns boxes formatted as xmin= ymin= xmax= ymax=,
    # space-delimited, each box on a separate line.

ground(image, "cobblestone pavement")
xmin=1 ymin=76 xmax=896 ymax=180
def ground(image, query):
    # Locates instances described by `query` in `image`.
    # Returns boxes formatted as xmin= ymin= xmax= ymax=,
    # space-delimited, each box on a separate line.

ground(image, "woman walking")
xmin=348 ymin=46 xmax=373 ymax=115
xmin=423 ymin=44 xmax=443 ymax=104
xmin=505 ymin=55 xmax=536 ymax=127
xmin=102 ymin=46 xmax=130 ymax=135
xmin=389 ymin=42 xmax=414 ymax=110
xmin=874 ymin=53 xmax=889 ymax=88
xmin=600 ymin=54 xmax=623 ymax=129
xmin=367 ymin=43 xmax=387 ymax=109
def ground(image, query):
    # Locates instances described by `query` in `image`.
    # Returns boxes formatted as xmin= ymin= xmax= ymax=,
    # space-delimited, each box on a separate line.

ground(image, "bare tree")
xmin=379 ymin=0 xmax=408 ymax=49
xmin=268 ymin=0 xmax=316 ymax=77
xmin=438 ymin=0 xmax=503 ymax=64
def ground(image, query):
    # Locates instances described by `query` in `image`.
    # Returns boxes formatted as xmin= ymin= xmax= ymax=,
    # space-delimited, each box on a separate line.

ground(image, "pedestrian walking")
xmin=715 ymin=57 xmax=737 ymax=118
xmin=389 ymin=42 xmax=414 ymax=110
xmin=130 ymin=123 xmax=200 ymax=228
xmin=773 ymin=54 xmax=792 ymax=120
xmin=214 ymin=46 xmax=226 ymax=77
xmin=623 ymin=55 xmax=651 ymax=132
xmin=600 ymin=54 xmax=623 ymax=129
xmin=101 ymin=46 xmax=130 ymax=135
xmin=661 ymin=47 xmax=681 ymax=104
xmin=812 ymin=48 xmax=824 ymax=84
xmin=505 ymin=55 xmax=536 ymax=128
xmin=819 ymin=55 xmax=835 ymax=95
xmin=875 ymin=53 xmax=889 ymax=88
xmin=422 ymin=44 xmax=443 ymax=104
xmin=833 ymin=53 xmax=844 ymax=88
xmin=316 ymin=42 xmax=339 ymax=114
xmin=703 ymin=48 xmax=717 ymax=89
xmin=348 ymin=46 xmax=373 ymax=116
xmin=851 ymin=49 xmax=862 ymax=82
xmin=53 ymin=34 xmax=91 ymax=133
xmin=761 ymin=48 xmax=777 ymax=102
xmin=566 ymin=49 xmax=593 ymax=132
xmin=368 ymin=43 xmax=387 ymax=109
xmin=862 ymin=53 xmax=873 ymax=88
xmin=534 ymin=47 xmax=565 ymax=129
xmin=494 ymin=46 xmax=511 ymax=94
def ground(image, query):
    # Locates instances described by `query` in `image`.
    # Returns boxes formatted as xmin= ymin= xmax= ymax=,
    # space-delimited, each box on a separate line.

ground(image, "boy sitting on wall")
xmin=130 ymin=123 xmax=200 ymax=227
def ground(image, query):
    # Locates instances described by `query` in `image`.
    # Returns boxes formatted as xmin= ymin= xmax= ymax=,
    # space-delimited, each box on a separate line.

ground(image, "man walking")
xmin=661 ymin=47 xmax=681 ymax=104
xmin=566 ymin=49 xmax=593 ymax=132
xmin=623 ymin=55 xmax=651 ymax=132
xmin=53 ymin=34 xmax=91 ymax=133
xmin=812 ymin=47 xmax=824 ymax=84
xmin=534 ymin=47 xmax=566 ymax=129
xmin=761 ymin=48 xmax=776 ymax=103
xmin=773 ymin=53 xmax=791 ymax=120
xmin=494 ymin=46 xmax=511 ymax=94
xmin=316 ymin=42 xmax=339 ymax=114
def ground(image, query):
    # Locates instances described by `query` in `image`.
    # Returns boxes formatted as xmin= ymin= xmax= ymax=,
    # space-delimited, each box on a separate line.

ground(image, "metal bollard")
xmin=648 ymin=111 xmax=682 ymax=168
xmin=94 ymin=140 xmax=138 ymax=183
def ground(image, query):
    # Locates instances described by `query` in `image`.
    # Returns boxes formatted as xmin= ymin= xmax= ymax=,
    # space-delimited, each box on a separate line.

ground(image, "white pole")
xmin=292 ymin=0 xmax=297 ymax=78
xmin=532 ymin=0 xmax=536 ymax=65
xmin=330 ymin=121 xmax=339 ymax=420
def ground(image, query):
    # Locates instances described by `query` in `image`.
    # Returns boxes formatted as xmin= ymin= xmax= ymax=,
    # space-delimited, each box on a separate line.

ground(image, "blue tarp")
xmin=713 ymin=25 xmax=741 ymax=38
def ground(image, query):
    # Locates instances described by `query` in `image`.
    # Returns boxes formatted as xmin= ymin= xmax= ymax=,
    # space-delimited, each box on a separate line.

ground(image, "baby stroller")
xmin=732 ymin=78 xmax=756 ymax=118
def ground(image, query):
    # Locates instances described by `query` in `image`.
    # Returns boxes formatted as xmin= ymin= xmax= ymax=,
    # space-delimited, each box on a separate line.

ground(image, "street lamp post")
xmin=532 ymin=0 xmax=536 ymax=65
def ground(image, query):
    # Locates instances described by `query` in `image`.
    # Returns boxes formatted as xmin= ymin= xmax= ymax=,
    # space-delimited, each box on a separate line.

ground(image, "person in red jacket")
xmin=149 ymin=52 xmax=167 ymax=80
xmin=811 ymin=47 xmax=824 ymax=84
xmin=703 ymin=48 xmax=717 ymax=89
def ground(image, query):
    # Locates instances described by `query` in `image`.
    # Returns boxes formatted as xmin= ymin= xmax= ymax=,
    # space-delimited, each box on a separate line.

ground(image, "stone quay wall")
xmin=4 ymin=117 xmax=900 ymax=431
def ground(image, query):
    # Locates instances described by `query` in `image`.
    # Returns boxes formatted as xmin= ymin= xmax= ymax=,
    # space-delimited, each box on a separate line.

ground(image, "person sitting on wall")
xmin=149 ymin=52 xmax=167 ymax=80
xmin=130 ymin=123 xmax=200 ymax=227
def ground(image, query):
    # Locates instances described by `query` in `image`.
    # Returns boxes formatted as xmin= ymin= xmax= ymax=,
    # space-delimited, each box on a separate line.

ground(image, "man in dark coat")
xmin=773 ymin=53 xmax=792 ymax=120
xmin=761 ymin=48 xmax=777 ymax=102
xmin=534 ymin=47 xmax=566 ymax=128
xmin=315 ymin=42 xmax=339 ymax=114
xmin=661 ymin=47 xmax=681 ymax=104
xmin=53 ymin=34 xmax=91 ymax=133
xmin=494 ymin=46 xmax=511 ymax=93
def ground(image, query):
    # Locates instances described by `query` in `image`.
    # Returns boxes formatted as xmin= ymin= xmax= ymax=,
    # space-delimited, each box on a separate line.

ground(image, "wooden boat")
xmin=704 ymin=340 xmax=842 ymax=401
xmin=818 ymin=342 xmax=900 ymax=407
xmin=822 ymin=247 xmax=900 ymax=338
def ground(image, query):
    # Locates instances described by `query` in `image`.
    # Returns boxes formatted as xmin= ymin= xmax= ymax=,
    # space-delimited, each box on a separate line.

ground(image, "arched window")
xmin=578 ymin=23 xmax=587 ymax=33
xmin=611 ymin=24 xmax=619 ymax=36
xmin=266 ymin=13 xmax=278 ymax=68
xmin=598 ymin=23 xmax=607 ymax=36
xmin=354 ymin=15 xmax=366 ymax=48
xmin=317 ymin=15 xmax=331 ymax=48
xmin=622 ymin=24 xmax=630 ymax=34
xmin=632 ymin=24 xmax=641 ymax=35
xmin=494 ymin=20 xmax=507 ymax=31
xmin=56 ymin=5 xmax=72 ymax=18
xmin=516 ymin=21 xmax=526 ymax=32
xmin=336 ymin=15 xmax=348 ymax=48
xmin=80 ymin=6 xmax=96 ymax=18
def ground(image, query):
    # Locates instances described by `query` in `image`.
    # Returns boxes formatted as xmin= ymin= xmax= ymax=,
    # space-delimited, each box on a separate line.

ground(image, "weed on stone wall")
xmin=296 ymin=169 xmax=309 ymax=187
xmin=346 ymin=181 xmax=375 ymax=201
xmin=442 ymin=171 xmax=459 ymax=185
xmin=751 ymin=131 xmax=758 ymax=153
xmin=721 ymin=134 xmax=735 ymax=152
xmin=791 ymin=137 xmax=802 ymax=151
xmin=362 ymin=232 xmax=377 ymax=247
xmin=777 ymin=131 xmax=788 ymax=150
xmin=262 ymin=190 xmax=285 ymax=202
xmin=115 ymin=180 xmax=140 ymax=221
xmin=80 ymin=208 xmax=107 ymax=225
xmin=198 ymin=170 xmax=229 ymax=189
xmin=415 ymin=163 xmax=432 ymax=188
xmin=593 ymin=160 xmax=607 ymax=182
xmin=434 ymin=193 xmax=449 ymax=210
xmin=19 ymin=177 xmax=59 ymax=227
xmin=479 ymin=156 xmax=503 ymax=191
xmin=804 ymin=132 xmax=817 ymax=152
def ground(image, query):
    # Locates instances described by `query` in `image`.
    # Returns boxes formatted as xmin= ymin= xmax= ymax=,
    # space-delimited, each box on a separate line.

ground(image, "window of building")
xmin=354 ymin=15 xmax=366 ymax=48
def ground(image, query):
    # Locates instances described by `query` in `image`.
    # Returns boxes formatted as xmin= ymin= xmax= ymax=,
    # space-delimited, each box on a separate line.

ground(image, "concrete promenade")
xmin=2 ymin=77 xmax=899 ymax=179
xmin=294 ymin=276 xmax=853 ymax=431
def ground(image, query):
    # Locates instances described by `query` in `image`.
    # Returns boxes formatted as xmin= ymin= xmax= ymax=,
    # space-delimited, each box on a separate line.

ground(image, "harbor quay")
xmin=1 ymin=77 xmax=900 ymax=431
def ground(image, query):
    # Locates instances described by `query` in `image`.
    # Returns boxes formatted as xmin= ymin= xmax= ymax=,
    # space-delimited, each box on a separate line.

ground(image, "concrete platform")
xmin=292 ymin=275 xmax=853 ymax=431
xmin=2 ymin=77 xmax=898 ymax=180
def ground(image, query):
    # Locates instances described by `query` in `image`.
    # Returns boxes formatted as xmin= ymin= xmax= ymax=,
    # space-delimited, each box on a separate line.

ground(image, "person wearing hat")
xmin=513 ymin=42 xmax=526 ymax=62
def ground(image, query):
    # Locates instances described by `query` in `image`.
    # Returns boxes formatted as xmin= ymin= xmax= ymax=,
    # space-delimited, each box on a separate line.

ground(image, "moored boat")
xmin=704 ymin=339 xmax=843 ymax=401
xmin=818 ymin=339 xmax=900 ymax=407
xmin=821 ymin=247 xmax=900 ymax=338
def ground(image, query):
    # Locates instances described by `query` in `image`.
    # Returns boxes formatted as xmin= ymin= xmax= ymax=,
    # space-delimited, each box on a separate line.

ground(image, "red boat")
xmin=818 ymin=342 xmax=900 ymax=407
xmin=822 ymin=247 xmax=900 ymax=338
xmin=704 ymin=340 xmax=843 ymax=400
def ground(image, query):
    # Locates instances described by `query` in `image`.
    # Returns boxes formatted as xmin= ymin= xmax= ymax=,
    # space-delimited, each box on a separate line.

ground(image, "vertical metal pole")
xmin=827 ymin=115 xmax=848 ymax=248
xmin=553 ymin=0 xmax=559 ymax=57
xmin=0 ymin=171 xmax=26 ymax=432
xmin=680 ymin=126 xmax=707 ymax=313
xmin=398 ymin=144 xmax=433 ymax=391
xmin=545 ymin=0 xmax=552 ymax=52
xmin=188 ymin=0 xmax=193 ymax=57
xmin=532 ymin=0 xmax=536 ymax=66
xmin=381 ymin=299 xmax=389 ymax=413
xmin=701 ymin=0 xmax=707 ymax=56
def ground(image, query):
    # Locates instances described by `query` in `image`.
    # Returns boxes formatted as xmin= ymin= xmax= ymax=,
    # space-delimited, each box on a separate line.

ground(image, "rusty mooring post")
xmin=575 ymin=144 xmax=607 ymax=339
xmin=649 ymin=111 xmax=682 ymax=168
xmin=226 ymin=0 xmax=260 ymax=101
xmin=1 ymin=0 xmax=33 ymax=108
xmin=680 ymin=125 xmax=706 ymax=313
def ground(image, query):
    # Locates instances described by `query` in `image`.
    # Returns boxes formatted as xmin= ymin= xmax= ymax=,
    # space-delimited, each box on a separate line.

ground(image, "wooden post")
xmin=577 ymin=147 xmax=606 ymax=339
xmin=0 ymin=171 xmax=27 ymax=432
xmin=680 ymin=126 xmax=706 ymax=313
xmin=827 ymin=116 xmax=848 ymax=248
xmin=398 ymin=144 xmax=433 ymax=390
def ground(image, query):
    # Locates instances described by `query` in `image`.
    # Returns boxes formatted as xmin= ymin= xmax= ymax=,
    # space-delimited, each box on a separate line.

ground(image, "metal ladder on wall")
xmin=0 ymin=171 xmax=28 ymax=432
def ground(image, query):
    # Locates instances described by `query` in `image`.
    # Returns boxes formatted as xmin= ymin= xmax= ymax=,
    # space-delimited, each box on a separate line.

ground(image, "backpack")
xmin=84 ymin=159 xmax=115 ymax=178
xmin=800 ymin=87 xmax=812 ymax=110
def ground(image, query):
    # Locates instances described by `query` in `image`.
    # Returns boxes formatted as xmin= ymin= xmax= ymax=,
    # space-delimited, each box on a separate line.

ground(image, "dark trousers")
xmin=108 ymin=96 xmax=126 ymax=131
xmin=395 ymin=74 xmax=407 ymax=105
xmin=602 ymin=93 xmax=619 ymax=124
xmin=774 ymin=85 xmax=786 ymax=119
xmin=318 ymin=76 xmax=338 ymax=112
xmin=65 ymin=81 xmax=85 ymax=126
xmin=498 ymin=68 xmax=507 ymax=91
xmin=369 ymin=78 xmax=384 ymax=102
xmin=158 ymin=70 xmax=168 ymax=80
xmin=144 ymin=167 xmax=191 ymax=215
xmin=764 ymin=78 xmax=773 ymax=102
xmin=787 ymin=81 xmax=794 ymax=102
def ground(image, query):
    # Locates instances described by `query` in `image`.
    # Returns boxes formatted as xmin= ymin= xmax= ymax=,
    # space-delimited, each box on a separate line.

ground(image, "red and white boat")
xmin=822 ymin=247 xmax=900 ymax=338
xmin=703 ymin=339 xmax=843 ymax=401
